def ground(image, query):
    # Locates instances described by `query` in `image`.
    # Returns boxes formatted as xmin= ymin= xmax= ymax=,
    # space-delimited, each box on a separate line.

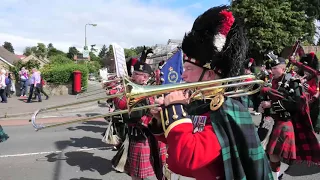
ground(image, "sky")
xmin=0 ymin=0 xmax=229 ymax=55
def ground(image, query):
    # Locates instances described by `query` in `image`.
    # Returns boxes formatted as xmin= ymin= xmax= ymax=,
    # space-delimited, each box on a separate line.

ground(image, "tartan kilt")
xmin=0 ymin=125 xmax=9 ymax=143
xmin=124 ymin=138 xmax=166 ymax=178
xmin=266 ymin=120 xmax=296 ymax=160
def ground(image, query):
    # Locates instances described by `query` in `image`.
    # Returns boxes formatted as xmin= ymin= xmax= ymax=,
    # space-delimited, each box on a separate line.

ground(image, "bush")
xmin=8 ymin=59 xmax=41 ymax=81
xmin=41 ymin=63 xmax=89 ymax=89
xmin=87 ymin=61 xmax=101 ymax=74
xmin=49 ymin=55 xmax=73 ymax=65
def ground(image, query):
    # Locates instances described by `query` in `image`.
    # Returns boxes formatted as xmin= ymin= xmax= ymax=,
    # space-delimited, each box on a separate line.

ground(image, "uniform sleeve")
xmin=162 ymin=104 xmax=221 ymax=170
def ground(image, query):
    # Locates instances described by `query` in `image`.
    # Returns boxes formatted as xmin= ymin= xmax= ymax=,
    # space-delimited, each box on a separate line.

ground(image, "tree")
xmin=98 ymin=44 xmax=108 ymax=58
xmin=47 ymin=43 xmax=54 ymax=50
xmin=291 ymin=0 xmax=320 ymax=20
xmin=22 ymin=43 xmax=47 ymax=58
xmin=45 ymin=43 xmax=67 ymax=57
xmin=35 ymin=43 xmax=47 ymax=58
xmin=317 ymin=39 xmax=320 ymax=46
xmin=89 ymin=52 xmax=101 ymax=62
xmin=124 ymin=48 xmax=138 ymax=58
xmin=2 ymin=41 xmax=14 ymax=53
xmin=48 ymin=48 xmax=66 ymax=57
xmin=106 ymin=45 xmax=114 ymax=58
xmin=67 ymin=46 xmax=80 ymax=59
xmin=23 ymin=47 xmax=34 ymax=56
xmin=105 ymin=45 xmax=115 ymax=72
xmin=134 ymin=46 xmax=151 ymax=55
xmin=231 ymin=0 xmax=316 ymax=63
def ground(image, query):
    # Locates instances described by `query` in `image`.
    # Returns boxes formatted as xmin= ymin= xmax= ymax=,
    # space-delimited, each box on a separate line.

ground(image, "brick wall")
xmin=0 ymin=60 xmax=9 ymax=70
xmin=302 ymin=46 xmax=320 ymax=53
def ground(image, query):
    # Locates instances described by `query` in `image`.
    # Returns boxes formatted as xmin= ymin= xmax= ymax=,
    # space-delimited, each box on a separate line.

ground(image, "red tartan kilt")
xmin=125 ymin=138 xmax=166 ymax=178
xmin=267 ymin=120 xmax=297 ymax=160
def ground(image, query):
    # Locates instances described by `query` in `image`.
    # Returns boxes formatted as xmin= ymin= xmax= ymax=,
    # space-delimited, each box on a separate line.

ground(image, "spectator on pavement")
xmin=33 ymin=74 xmax=49 ymax=100
xmin=26 ymin=68 xmax=41 ymax=103
xmin=5 ymin=72 xmax=12 ymax=98
xmin=0 ymin=69 xmax=7 ymax=103
xmin=19 ymin=67 xmax=29 ymax=97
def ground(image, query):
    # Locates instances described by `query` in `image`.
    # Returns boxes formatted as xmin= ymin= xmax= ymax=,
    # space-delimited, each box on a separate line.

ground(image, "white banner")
xmin=112 ymin=43 xmax=128 ymax=77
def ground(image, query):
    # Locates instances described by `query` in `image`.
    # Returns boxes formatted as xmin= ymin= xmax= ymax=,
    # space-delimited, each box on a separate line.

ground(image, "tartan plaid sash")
xmin=0 ymin=125 xmax=9 ymax=142
xmin=210 ymin=97 xmax=273 ymax=180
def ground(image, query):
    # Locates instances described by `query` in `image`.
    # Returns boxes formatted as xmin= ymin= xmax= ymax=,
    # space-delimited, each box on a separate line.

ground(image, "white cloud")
xmin=0 ymin=0 xmax=196 ymax=54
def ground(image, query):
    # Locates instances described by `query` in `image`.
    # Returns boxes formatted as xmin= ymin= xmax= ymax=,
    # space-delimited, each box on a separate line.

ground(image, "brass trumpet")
xmin=31 ymin=74 xmax=264 ymax=131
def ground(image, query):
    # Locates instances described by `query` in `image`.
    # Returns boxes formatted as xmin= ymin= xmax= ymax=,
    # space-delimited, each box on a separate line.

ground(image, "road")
xmin=0 ymin=120 xmax=137 ymax=180
xmin=1 ymin=113 xmax=320 ymax=179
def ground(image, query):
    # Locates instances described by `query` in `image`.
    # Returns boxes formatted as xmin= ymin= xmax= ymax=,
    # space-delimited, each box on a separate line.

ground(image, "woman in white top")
xmin=0 ymin=69 xmax=7 ymax=103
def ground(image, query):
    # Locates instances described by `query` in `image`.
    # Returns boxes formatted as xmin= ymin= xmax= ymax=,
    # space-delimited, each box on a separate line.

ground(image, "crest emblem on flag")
xmin=168 ymin=66 xmax=178 ymax=83
xmin=160 ymin=49 xmax=184 ymax=85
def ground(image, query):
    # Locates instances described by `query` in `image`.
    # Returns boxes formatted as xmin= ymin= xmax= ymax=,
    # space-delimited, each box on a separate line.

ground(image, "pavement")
xmin=0 ymin=81 xmax=108 ymax=122
xmin=1 ymin=81 xmax=320 ymax=179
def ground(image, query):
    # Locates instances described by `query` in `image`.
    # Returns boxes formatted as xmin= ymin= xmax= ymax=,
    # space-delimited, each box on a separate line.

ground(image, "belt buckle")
xmin=164 ymin=164 xmax=172 ymax=180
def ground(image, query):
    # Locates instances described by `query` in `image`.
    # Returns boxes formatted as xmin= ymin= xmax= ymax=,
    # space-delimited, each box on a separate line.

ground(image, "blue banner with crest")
xmin=160 ymin=49 xmax=183 ymax=84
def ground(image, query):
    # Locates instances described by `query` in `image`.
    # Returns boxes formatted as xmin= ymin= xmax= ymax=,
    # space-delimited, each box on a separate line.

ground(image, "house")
xmin=17 ymin=55 xmax=26 ymax=60
xmin=0 ymin=46 xmax=20 ymax=70
xmin=146 ymin=39 xmax=182 ymax=69
xmin=19 ymin=54 xmax=50 ymax=67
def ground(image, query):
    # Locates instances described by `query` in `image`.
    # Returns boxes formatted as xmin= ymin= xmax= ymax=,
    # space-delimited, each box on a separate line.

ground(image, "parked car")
xmin=89 ymin=73 xmax=96 ymax=81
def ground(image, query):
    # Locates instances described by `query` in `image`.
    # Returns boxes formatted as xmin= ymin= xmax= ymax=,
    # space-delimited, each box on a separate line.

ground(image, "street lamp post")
xmin=84 ymin=23 xmax=97 ymax=50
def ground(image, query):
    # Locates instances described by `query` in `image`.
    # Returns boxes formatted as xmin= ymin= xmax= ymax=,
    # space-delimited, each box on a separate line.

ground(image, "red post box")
xmin=73 ymin=70 xmax=82 ymax=94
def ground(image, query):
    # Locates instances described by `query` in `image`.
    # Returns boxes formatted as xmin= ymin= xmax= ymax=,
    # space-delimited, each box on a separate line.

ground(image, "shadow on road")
xmin=286 ymin=163 xmax=320 ymax=176
xmin=83 ymin=121 xmax=108 ymax=126
xmin=67 ymin=126 xmax=106 ymax=134
xmin=76 ymin=113 xmax=104 ymax=118
xmin=70 ymin=178 xmax=102 ymax=180
xmin=55 ymin=136 xmax=110 ymax=149
xmin=46 ymin=151 xmax=113 ymax=176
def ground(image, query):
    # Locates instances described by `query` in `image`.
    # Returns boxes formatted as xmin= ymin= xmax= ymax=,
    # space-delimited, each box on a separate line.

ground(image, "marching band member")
xmin=259 ymin=54 xmax=320 ymax=179
xmin=298 ymin=52 xmax=320 ymax=132
xmin=244 ymin=58 xmax=261 ymax=115
xmin=110 ymin=60 xmax=166 ymax=180
xmin=149 ymin=6 xmax=272 ymax=180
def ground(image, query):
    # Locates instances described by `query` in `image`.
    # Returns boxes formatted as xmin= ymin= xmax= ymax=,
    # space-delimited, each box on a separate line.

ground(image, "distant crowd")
xmin=0 ymin=67 xmax=49 ymax=103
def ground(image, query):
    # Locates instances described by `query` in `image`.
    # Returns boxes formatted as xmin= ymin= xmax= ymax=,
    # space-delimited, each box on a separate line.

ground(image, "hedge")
xmin=41 ymin=63 xmax=89 ymax=89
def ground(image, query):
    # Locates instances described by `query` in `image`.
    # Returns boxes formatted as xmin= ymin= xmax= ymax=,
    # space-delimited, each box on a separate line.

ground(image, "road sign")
xmin=83 ymin=50 xmax=90 ymax=58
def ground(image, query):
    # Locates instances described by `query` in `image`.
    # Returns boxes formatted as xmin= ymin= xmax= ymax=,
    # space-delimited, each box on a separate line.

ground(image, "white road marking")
xmin=0 ymin=147 xmax=110 ymax=158
xmin=41 ymin=116 xmax=61 ymax=118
